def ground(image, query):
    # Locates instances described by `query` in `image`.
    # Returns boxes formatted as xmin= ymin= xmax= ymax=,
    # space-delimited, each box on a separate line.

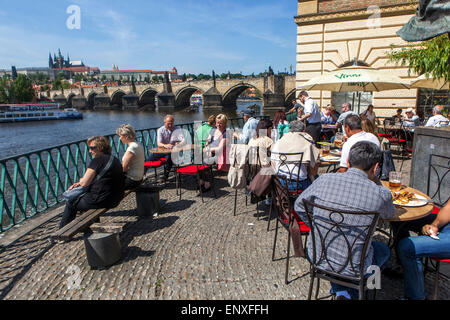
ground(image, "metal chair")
xmin=267 ymin=151 xmax=306 ymax=232
xmin=301 ymin=198 xmax=380 ymax=300
xmin=175 ymin=146 xmax=216 ymax=203
xmin=271 ymin=176 xmax=310 ymax=285
xmin=425 ymin=154 xmax=450 ymax=299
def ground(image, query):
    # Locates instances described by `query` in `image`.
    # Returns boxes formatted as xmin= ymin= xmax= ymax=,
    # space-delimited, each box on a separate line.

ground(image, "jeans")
xmin=59 ymin=196 xmax=101 ymax=229
xmin=397 ymin=224 xmax=450 ymax=300
xmin=280 ymin=177 xmax=312 ymax=192
xmin=148 ymin=152 xmax=172 ymax=179
xmin=330 ymin=241 xmax=391 ymax=299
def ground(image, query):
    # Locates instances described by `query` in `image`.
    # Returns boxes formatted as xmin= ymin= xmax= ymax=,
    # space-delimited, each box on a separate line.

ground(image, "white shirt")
xmin=339 ymin=131 xmax=381 ymax=168
xmin=425 ymin=115 xmax=448 ymax=127
xmin=303 ymin=97 xmax=321 ymax=124
xmin=123 ymin=142 xmax=145 ymax=181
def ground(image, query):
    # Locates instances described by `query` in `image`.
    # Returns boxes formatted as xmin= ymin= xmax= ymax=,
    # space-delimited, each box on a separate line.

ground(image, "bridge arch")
xmin=87 ymin=91 xmax=97 ymax=109
xmin=110 ymin=90 xmax=126 ymax=107
xmin=67 ymin=93 xmax=76 ymax=108
xmin=138 ymin=87 xmax=158 ymax=108
xmin=222 ymin=83 xmax=260 ymax=109
xmin=174 ymin=86 xmax=203 ymax=109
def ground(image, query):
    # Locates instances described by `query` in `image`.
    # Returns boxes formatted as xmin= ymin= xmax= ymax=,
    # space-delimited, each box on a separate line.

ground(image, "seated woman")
xmin=59 ymin=136 xmax=124 ymax=229
xmin=272 ymin=110 xmax=289 ymax=142
xmin=116 ymin=124 xmax=145 ymax=190
xmin=248 ymin=118 xmax=274 ymax=167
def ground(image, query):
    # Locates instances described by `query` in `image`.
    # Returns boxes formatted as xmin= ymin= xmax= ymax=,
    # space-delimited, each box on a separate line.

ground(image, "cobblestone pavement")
xmin=0 ymin=159 xmax=448 ymax=300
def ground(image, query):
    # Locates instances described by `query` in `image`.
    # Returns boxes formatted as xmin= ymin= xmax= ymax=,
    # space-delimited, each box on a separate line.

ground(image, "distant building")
xmin=0 ymin=67 xmax=56 ymax=80
xmin=49 ymin=49 xmax=100 ymax=76
xmin=99 ymin=66 xmax=180 ymax=82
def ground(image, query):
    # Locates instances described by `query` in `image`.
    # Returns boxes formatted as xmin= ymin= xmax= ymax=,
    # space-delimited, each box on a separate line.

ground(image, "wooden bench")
xmin=52 ymin=189 xmax=134 ymax=242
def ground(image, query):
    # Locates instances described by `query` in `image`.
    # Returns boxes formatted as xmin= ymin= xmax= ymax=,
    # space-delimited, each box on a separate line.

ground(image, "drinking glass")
xmin=322 ymin=144 xmax=330 ymax=155
xmin=334 ymin=132 xmax=344 ymax=149
xmin=389 ymin=171 xmax=402 ymax=190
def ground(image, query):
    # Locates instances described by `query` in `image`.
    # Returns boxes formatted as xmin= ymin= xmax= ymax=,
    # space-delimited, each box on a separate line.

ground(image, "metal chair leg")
xmin=433 ymin=261 xmax=441 ymax=300
xmin=267 ymin=197 xmax=273 ymax=231
xmin=233 ymin=189 xmax=238 ymax=216
xmin=285 ymin=230 xmax=291 ymax=284
xmin=272 ymin=218 xmax=279 ymax=261
xmin=307 ymin=270 xmax=315 ymax=300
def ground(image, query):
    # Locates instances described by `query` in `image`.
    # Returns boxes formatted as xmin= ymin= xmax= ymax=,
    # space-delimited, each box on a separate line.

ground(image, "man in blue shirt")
xmin=234 ymin=109 xmax=259 ymax=144
xmin=298 ymin=91 xmax=322 ymax=143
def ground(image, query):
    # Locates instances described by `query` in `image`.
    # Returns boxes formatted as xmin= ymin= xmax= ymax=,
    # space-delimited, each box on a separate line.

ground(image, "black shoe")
xmin=200 ymin=185 xmax=211 ymax=193
xmin=382 ymin=265 xmax=403 ymax=279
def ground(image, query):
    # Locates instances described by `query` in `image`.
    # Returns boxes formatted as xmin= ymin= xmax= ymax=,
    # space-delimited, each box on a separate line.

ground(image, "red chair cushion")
xmin=432 ymin=206 xmax=440 ymax=215
xmin=290 ymin=189 xmax=304 ymax=195
xmin=281 ymin=210 xmax=311 ymax=233
xmin=388 ymin=138 xmax=407 ymax=143
xmin=431 ymin=258 xmax=450 ymax=263
xmin=377 ymin=133 xmax=386 ymax=137
xmin=176 ymin=165 xmax=210 ymax=174
xmin=144 ymin=160 xmax=165 ymax=168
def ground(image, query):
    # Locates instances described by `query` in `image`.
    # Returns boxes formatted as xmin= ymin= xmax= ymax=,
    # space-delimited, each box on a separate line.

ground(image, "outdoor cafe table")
xmin=149 ymin=145 xmax=195 ymax=154
xmin=381 ymin=181 xmax=434 ymax=222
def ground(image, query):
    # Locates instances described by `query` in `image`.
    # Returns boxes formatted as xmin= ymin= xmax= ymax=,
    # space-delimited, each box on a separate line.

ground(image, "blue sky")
xmin=0 ymin=0 xmax=298 ymax=75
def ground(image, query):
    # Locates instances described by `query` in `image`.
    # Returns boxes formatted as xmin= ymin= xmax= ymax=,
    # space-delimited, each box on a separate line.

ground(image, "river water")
xmin=0 ymin=101 xmax=271 ymax=159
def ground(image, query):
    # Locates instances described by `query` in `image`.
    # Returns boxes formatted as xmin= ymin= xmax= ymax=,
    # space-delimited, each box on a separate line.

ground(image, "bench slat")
xmin=52 ymin=190 xmax=134 ymax=241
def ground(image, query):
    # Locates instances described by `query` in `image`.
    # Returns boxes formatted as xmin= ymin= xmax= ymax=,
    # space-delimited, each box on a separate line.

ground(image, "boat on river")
xmin=0 ymin=103 xmax=83 ymax=123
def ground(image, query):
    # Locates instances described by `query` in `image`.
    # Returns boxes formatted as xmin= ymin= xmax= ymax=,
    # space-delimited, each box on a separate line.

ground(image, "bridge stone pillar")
xmin=122 ymin=92 xmax=139 ymax=110
xmin=203 ymin=87 xmax=222 ymax=110
xmin=72 ymin=95 xmax=88 ymax=110
xmin=157 ymin=72 xmax=176 ymax=111
xmin=53 ymin=94 xmax=67 ymax=107
xmin=263 ymin=73 xmax=285 ymax=110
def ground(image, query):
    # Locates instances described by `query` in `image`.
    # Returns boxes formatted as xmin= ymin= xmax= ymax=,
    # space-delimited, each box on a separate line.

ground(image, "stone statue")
xmin=397 ymin=0 xmax=450 ymax=41
xmin=212 ymin=70 xmax=216 ymax=87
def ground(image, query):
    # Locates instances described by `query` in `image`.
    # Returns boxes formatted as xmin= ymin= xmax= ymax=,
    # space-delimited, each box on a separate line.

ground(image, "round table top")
xmin=149 ymin=145 xmax=194 ymax=154
xmin=381 ymin=181 xmax=434 ymax=222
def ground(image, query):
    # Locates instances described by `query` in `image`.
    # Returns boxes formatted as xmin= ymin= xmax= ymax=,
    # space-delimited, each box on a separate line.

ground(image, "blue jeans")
xmin=330 ymin=241 xmax=391 ymax=299
xmin=397 ymin=224 xmax=450 ymax=300
xmin=280 ymin=177 xmax=312 ymax=192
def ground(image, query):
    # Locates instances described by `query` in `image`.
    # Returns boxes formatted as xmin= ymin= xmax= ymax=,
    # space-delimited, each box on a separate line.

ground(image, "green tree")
xmin=14 ymin=74 xmax=35 ymax=103
xmin=0 ymin=77 xmax=11 ymax=103
xmin=388 ymin=34 xmax=450 ymax=82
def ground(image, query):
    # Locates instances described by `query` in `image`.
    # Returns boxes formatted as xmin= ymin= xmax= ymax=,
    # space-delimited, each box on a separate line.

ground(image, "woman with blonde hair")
xmin=116 ymin=124 xmax=145 ymax=189
xmin=59 ymin=136 xmax=124 ymax=229
xmin=206 ymin=113 xmax=230 ymax=172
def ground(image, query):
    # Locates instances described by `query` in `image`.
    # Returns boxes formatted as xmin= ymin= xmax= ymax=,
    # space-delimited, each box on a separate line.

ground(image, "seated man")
xmin=336 ymin=103 xmax=357 ymax=137
xmin=337 ymin=114 xmax=381 ymax=173
xmin=148 ymin=115 xmax=185 ymax=181
xmin=403 ymin=108 xmax=420 ymax=128
xmin=321 ymin=105 xmax=337 ymax=141
xmin=294 ymin=141 xmax=396 ymax=300
xmin=233 ymin=109 xmax=259 ymax=144
xmin=425 ymin=105 xmax=449 ymax=127
xmin=397 ymin=200 xmax=450 ymax=300
xmin=271 ymin=120 xmax=320 ymax=192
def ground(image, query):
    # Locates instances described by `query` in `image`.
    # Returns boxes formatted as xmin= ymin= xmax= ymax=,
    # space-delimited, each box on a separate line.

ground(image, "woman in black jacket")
xmin=59 ymin=136 xmax=125 ymax=229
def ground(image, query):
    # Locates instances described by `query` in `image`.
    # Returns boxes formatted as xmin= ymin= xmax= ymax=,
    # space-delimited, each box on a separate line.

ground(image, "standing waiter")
xmin=298 ymin=91 xmax=322 ymax=143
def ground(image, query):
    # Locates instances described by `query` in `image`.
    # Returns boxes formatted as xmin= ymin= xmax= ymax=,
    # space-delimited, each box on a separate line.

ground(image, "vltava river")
xmin=0 ymin=101 xmax=269 ymax=159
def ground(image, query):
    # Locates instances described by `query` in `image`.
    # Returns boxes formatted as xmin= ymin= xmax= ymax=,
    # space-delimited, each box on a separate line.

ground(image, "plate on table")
xmin=392 ymin=192 xmax=427 ymax=207
xmin=320 ymin=155 xmax=341 ymax=162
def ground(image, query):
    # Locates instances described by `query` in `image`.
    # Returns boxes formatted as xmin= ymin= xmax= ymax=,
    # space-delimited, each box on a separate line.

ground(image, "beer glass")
xmin=389 ymin=171 xmax=402 ymax=190
xmin=334 ymin=132 xmax=344 ymax=149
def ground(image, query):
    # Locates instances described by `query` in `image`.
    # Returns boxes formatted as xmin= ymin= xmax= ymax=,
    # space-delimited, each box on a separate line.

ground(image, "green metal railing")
xmin=0 ymin=117 xmax=255 ymax=233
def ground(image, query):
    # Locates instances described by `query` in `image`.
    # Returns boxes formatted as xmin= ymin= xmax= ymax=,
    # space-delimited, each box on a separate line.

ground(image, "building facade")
xmin=295 ymin=0 xmax=421 ymax=117
xmin=99 ymin=67 xmax=180 ymax=82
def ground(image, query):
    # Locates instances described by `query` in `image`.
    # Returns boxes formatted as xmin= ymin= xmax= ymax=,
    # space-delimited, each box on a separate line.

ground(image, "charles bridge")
xmin=46 ymin=73 xmax=296 ymax=112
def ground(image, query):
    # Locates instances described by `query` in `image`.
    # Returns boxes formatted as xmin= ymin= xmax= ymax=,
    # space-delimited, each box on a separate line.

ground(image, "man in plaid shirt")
xmin=294 ymin=141 xmax=395 ymax=300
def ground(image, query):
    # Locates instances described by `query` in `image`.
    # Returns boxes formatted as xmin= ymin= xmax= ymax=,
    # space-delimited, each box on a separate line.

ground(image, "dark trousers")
xmin=59 ymin=196 xmax=101 ymax=229
xmin=306 ymin=122 xmax=322 ymax=143
xmin=124 ymin=177 xmax=142 ymax=190
xmin=148 ymin=152 xmax=172 ymax=179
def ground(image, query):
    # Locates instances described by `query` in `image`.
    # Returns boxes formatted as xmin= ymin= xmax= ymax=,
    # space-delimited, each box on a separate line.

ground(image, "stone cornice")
xmin=295 ymin=3 xmax=417 ymax=26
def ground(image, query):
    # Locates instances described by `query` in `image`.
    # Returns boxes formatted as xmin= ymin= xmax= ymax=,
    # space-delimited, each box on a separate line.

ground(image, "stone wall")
xmin=318 ymin=0 xmax=415 ymax=14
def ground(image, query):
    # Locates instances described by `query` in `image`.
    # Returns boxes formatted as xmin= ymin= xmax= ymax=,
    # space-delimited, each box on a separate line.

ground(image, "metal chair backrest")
xmin=427 ymin=154 xmax=450 ymax=207
xmin=301 ymin=198 xmax=380 ymax=281
xmin=270 ymin=151 xmax=304 ymax=192
xmin=271 ymin=175 xmax=295 ymax=226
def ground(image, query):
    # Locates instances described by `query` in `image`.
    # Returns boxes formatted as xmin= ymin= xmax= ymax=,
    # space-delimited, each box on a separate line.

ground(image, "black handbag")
xmin=63 ymin=155 xmax=114 ymax=202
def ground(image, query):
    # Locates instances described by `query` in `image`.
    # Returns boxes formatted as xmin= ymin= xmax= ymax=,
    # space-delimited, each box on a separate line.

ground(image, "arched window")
xmin=331 ymin=60 xmax=373 ymax=114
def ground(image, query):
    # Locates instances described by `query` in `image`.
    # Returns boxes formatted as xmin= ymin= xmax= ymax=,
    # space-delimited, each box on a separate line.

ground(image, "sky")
xmin=0 ymin=0 xmax=298 ymax=75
